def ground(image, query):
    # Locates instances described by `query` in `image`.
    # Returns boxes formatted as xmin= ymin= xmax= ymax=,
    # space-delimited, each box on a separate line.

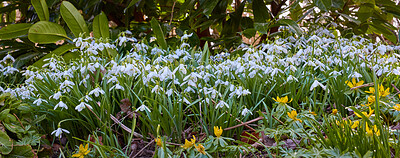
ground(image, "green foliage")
xmin=0 ymin=23 xmax=32 ymax=40
xmin=28 ymin=21 xmax=69 ymax=44
xmin=60 ymin=1 xmax=89 ymax=38
xmin=31 ymin=0 xmax=49 ymax=21
xmin=0 ymin=93 xmax=46 ymax=157
xmin=93 ymin=12 xmax=110 ymax=39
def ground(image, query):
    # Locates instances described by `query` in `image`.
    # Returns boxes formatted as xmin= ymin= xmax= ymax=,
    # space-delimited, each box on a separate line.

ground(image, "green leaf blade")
xmin=0 ymin=23 xmax=32 ymax=40
xmin=31 ymin=0 xmax=49 ymax=21
xmin=60 ymin=1 xmax=89 ymax=38
xmin=28 ymin=21 xmax=68 ymax=44
xmin=150 ymin=18 xmax=168 ymax=50
xmin=93 ymin=12 xmax=110 ymax=39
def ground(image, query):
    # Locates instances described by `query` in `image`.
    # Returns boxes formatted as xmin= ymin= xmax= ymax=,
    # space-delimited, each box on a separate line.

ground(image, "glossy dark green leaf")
xmin=254 ymin=22 xmax=271 ymax=34
xmin=150 ymin=18 xmax=167 ymax=49
xmin=275 ymin=19 xmax=302 ymax=36
xmin=63 ymin=51 xmax=81 ymax=63
xmin=0 ymin=130 xmax=13 ymax=155
xmin=0 ymin=23 xmax=32 ymax=40
xmin=31 ymin=0 xmax=49 ymax=21
xmin=200 ymin=0 xmax=219 ymax=17
xmin=28 ymin=21 xmax=69 ymax=44
xmin=4 ymin=145 xmax=35 ymax=158
xmin=357 ymin=4 xmax=374 ymax=22
xmin=315 ymin=0 xmax=331 ymax=12
xmin=93 ymin=12 xmax=110 ymax=39
xmin=125 ymin=0 xmax=140 ymax=12
xmin=32 ymin=44 xmax=76 ymax=68
xmin=253 ymin=0 xmax=270 ymax=23
xmin=331 ymin=0 xmax=345 ymax=9
xmin=60 ymin=1 xmax=89 ymax=37
xmin=13 ymin=52 xmax=41 ymax=69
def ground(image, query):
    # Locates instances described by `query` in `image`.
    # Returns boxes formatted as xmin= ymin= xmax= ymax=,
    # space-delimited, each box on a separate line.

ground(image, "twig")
xmin=391 ymin=83 xmax=400 ymax=94
xmin=224 ymin=116 xmax=263 ymax=131
xmin=225 ymin=111 xmax=257 ymax=132
xmin=110 ymin=114 xmax=143 ymax=138
xmin=133 ymin=140 xmax=154 ymax=158
xmin=169 ymin=0 xmax=177 ymax=25
xmin=13 ymin=113 xmax=25 ymax=130
xmin=350 ymin=83 xmax=374 ymax=90
xmin=271 ymin=115 xmax=284 ymax=125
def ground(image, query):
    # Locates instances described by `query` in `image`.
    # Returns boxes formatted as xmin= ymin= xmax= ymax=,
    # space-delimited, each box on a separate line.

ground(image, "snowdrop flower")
xmin=89 ymin=87 xmax=105 ymax=97
xmin=75 ymin=102 xmax=92 ymax=112
xmin=166 ymin=89 xmax=174 ymax=96
xmin=2 ymin=54 xmax=15 ymax=62
xmin=181 ymin=33 xmax=193 ymax=41
xmin=33 ymin=98 xmax=48 ymax=106
xmin=54 ymin=100 xmax=68 ymax=110
xmin=287 ymin=75 xmax=298 ymax=82
xmin=110 ymin=84 xmax=125 ymax=91
xmin=310 ymin=80 xmax=326 ymax=91
xmin=241 ymin=107 xmax=253 ymax=116
xmin=350 ymin=72 xmax=362 ymax=79
xmin=151 ymin=85 xmax=164 ymax=94
xmin=51 ymin=127 xmax=70 ymax=138
xmin=50 ymin=91 xmax=63 ymax=100
xmin=216 ymin=101 xmax=229 ymax=109
xmin=136 ymin=104 xmax=151 ymax=112
xmin=82 ymin=95 xmax=92 ymax=102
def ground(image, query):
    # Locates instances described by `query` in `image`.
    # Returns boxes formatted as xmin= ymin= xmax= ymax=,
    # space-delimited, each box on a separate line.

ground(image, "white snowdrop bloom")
xmin=60 ymin=80 xmax=75 ymax=90
xmin=110 ymin=84 xmax=125 ymax=91
xmin=54 ymin=100 xmax=68 ymax=110
xmin=89 ymin=87 xmax=105 ymax=97
xmin=33 ymin=98 xmax=48 ymax=106
xmin=376 ymin=45 xmax=387 ymax=55
xmin=151 ymin=85 xmax=163 ymax=94
xmin=393 ymin=67 xmax=400 ymax=75
xmin=107 ymin=76 xmax=119 ymax=84
xmin=182 ymin=97 xmax=191 ymax=104
xmin=2 ymin=66 xmax=19 ymax=75
xmin=350 ymin=72 xmax=362 ymax=79
xmin=75 ymin=102 xmax=92 ymax=112
xmin=216 ymin=101 xmax=229 ymax=109
xmin=51 ymin=127 xmax=70 ymax=138
xmin=136 ymin=104 xmax=151 ymax=112
xmin=287 ymin=75 xmax=298 ymax=82
xmin=118 ymin=36 xmax=127 ymax=46
xmin=173 ymin=64 xmax=187 ymax=75
xmin=241 ymin=107 xmax=252 ymax=116
xmin=2 ymin=54 xmax=15 ymax=63
xmin=310 ymin=80 xmax=326 ymax=91
xmin=166 ymin=89 xmax=173 ymax=96
xmin=50 ymin=91 xmax=63 ymax=100
xmin=181 ymin=33 xmax=193 ymax=41
xmin=159 ymin=66 xmax=174 ymax=81
xmin=184 ymin=87 xmax=195 ymax=93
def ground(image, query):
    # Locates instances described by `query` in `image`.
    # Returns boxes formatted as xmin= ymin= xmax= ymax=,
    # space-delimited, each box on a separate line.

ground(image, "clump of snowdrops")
xmin=2 ymin=28 xmax=400 ymax=157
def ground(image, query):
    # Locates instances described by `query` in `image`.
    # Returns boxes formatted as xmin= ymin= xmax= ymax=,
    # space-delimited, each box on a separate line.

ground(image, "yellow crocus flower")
xmin=355 ymin=107 xmax=374 ymax=118
xmin=287 ymin=110 xmax=302 ymax=123
xmin=351 ymin=120 xmax=359 ymax=129
xmin=394 ymin=104 xmax=400 ymax=111
xmin=72 ymin=144 xmax=90 ymax=158
xmin=181 ymin=136 xmax=196 ymax=149
xmin=155 ymin=138 xmax=162 ymax=147
xmin=332 ymin=109 xmax=338 ymax=115
xmin=345 ymin=78 xmax=364 ymax=89
xmin=213 ymin=126 xmax=223 ymax=138
xmin=273 ymin=96 xmax=292 ymax=104
xmin=194 ymin=144 xmax=206 ymax=155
